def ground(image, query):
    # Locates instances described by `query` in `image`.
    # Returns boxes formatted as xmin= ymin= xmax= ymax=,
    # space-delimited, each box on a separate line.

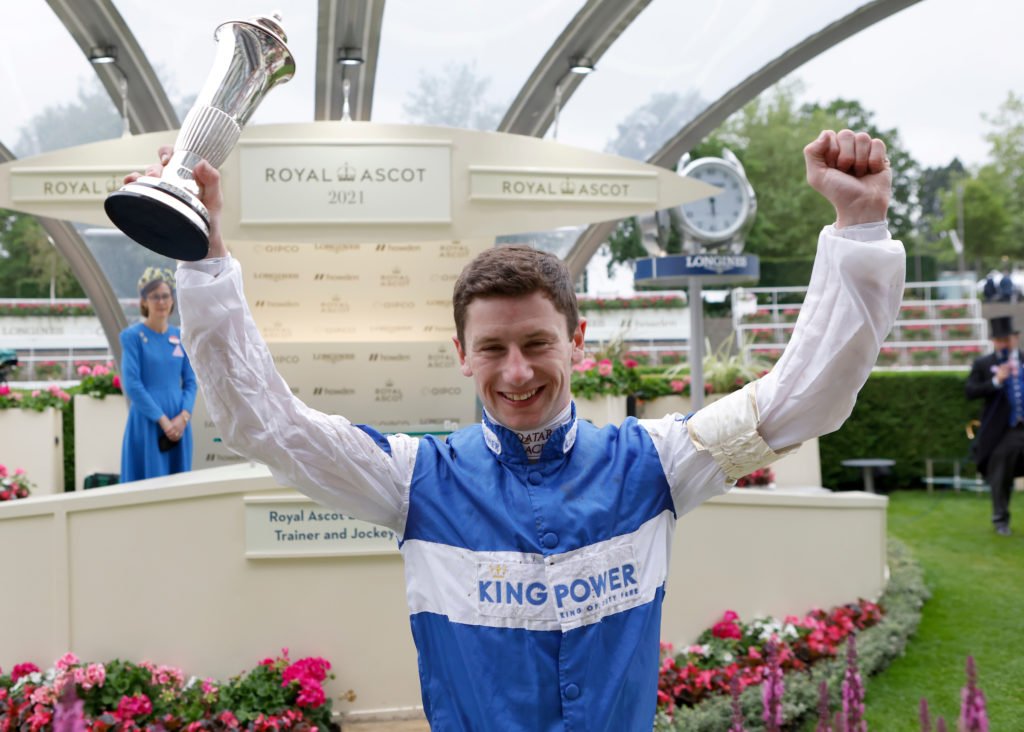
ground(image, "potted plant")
xmin=0 ymin=464 xmax=32 ymax=502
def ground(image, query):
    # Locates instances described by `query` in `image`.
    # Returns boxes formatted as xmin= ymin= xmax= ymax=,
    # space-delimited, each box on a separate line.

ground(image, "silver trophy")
xmin=105 ymin=13 xmax=295 ymax=261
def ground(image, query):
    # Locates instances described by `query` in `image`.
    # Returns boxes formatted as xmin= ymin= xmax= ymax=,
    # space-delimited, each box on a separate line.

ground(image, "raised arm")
xmin=124 ymin=150 xmax=417 ymax=532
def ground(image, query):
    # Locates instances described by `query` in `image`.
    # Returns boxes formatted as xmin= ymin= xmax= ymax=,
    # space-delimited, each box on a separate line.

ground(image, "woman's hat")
xmin=137 ymin=266 xmax=176 ymax=297
xmin=989 ymin=316 xmax=1018 ymax=339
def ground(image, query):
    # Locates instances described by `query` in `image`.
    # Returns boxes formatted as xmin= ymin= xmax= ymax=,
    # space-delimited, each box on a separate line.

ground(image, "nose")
xmin=503 ymin=346 xmax=533 ymax=386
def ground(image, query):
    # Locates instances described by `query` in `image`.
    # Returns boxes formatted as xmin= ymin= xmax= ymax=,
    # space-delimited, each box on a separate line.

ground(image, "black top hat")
xmin=990 ymin=316 xmax=1019 ymax=339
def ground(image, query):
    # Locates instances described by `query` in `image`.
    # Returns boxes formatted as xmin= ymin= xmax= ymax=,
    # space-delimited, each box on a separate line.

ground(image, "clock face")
xmin=679 ymin=161 xmax=751 ymax=242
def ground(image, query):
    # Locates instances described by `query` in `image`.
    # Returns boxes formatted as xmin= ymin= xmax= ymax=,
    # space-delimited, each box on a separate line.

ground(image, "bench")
xmin=922 ymin=457 xmax=989 ymax=493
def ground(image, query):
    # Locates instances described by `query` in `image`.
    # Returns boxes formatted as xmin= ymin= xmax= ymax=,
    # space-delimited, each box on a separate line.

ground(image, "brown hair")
xmin=452 ymin=244 xmax=579 ymax=344
xmin=139 ymin=281 xmax=175 ymax=317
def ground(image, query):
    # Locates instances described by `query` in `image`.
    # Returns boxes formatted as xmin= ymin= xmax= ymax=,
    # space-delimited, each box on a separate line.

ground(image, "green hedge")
xmin=757 ymin=254 xmax=936 ymax=288
xmin=819 ymin=370 xmax=980 ymax=489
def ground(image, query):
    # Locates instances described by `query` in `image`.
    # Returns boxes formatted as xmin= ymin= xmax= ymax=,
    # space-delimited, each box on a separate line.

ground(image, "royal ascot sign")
xmin=244 ymin=494 xmax=399 ymax=558
xmin=0 ymin=122 xmax=717 ymax=244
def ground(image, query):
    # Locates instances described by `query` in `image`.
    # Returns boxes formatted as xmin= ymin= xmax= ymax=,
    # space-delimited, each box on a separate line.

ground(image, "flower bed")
xmin=577 ymin=294 xmax=686 ymax=312
xmin=746 ymin=328 xmax=778 ymax=344
xmin=899 ymin=306 xmax=928 ymax=320
xmin=0 ymin=302 xmax=94 ymax=317
xmin=656 ymin=538 xmax=929 ymax=730
xmin=941 ymin=324 xmax=974 ymax=340
xmin=734 ymin=467 xmax=774 ymax=488
xmin=910 ymin=347 xmax=941 ymax=365
xmin=936 ymin=304 xmax=969 ymax=319
xmin=781 ymin=308 xmax=800 ymax=323
xmin=33 ymin=360 xmax=66 ymax=381
xmin=743 ymin=309 xmax=773 ymax=324
xmin=0 ymin=649 xmax=335 ymax=731
xmin=901 ymin=324 xmax=934 ymax=341
xmin=949 ymin=345 xmax=983 ymax=366
xmin=876 ymin=347 xmax=901 ymax=367
xmin=571 ymin=357 xmax=642 ymax=398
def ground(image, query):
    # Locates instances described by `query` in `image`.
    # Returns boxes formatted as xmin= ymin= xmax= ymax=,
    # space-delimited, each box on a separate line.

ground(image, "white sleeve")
xmin=642 ymin=223 xmax=904 ymax=511
xmin=176 ymin=257 xmax=417 ymax=533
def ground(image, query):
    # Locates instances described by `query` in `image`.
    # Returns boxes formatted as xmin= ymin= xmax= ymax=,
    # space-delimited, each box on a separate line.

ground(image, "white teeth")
xmin=504 ymin=389 xmax=537 ymax=401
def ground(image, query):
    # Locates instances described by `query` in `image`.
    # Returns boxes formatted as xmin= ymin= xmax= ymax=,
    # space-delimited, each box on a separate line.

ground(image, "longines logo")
xmin=371 ymin=324 xmax=414 ymax=333
xmin=439 ymin=242 xmax=470 ymax=258
xmin=253 ymin=272 xmax=300 ymax=282
xmin=312 ymin=386 xmax=357 ymax=396
xmin=428 ymin=347 xmax=456 ymax=368
xmin=375 ymin=379 xmax=404 ymax=403
xmin=422 ymin=386 xmax=463 ymax=396
xmin=426 ymin=298 xmax=452 ymax=308
xmin=254 ymin=244 xmax=300 ymax=254
xmin=368 ymin=352 xmax=411 ymax=362
xmin=377 ymin=301 xmax=416 ymax=310
xmin=313 ymin=352 xmax=356 ymax=363
xmin=320 ymin=298 xmax=350 ymax=314
xmin=313 ymin=243 xmax=360 ymax=254
xmin=254 ymin=300 xmax=300 ymax=309
xmin=272 ymin=354 xmax=300 ymax=364
xmin=313 ymin=273 xmax=359 ymax=282
xmin=380 ymin=268 xmax=411 ymax=287
xmin=263 ymin=165 xmax=428 ymax=184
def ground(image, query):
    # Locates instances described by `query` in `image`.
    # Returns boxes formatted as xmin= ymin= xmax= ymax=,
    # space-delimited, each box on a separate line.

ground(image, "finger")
xmin=803 ymin=130 xmax=829 ymax=163
xmin=123 ymin=171 xmax=143 ymax=185
xmin=144 ymin=164 xmax=164 ymax=178
xmin=852 ymin=132 xmax=871 ymax=177
xmin=835 ymin=129 xmax=856 ymax=174
xmin=868 ymin=138 xmax=888 ymax=174
xmin=824 ymin=130 xmax=840 ymax=169
xmin=157 ymin=145 xmax=173 ymax=164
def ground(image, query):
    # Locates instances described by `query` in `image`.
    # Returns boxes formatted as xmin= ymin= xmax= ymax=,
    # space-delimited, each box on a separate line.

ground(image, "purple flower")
xmin=53 ymin=683 xmax=87 ymax=732
xmin=936 ymin=717 xmax=948 ymax=732
xmin=842 ymin=635 xmax=866 ymax=732
xmin=919 ymin=698 xmax=931 ymax=732
xmin=761 ymin=641 xmax=784 ymax=731
xmin=728 ymin=674 xmax=745 ymax=732
xmin=816 ymin=680 xmax=832 ymax=732
xmin=959 ymin=656 xmax=989 ymax=731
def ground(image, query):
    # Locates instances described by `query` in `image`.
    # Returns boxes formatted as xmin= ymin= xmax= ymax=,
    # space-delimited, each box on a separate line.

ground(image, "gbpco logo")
xmin=375 ymin=379 xmax=404 ymax=403
xmin=272 ymin=354 xmax=300 ymax=365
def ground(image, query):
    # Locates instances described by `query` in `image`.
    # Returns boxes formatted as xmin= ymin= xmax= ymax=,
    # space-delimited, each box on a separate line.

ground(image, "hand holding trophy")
xmin=105 ymin=13 xmax=295 ymax=261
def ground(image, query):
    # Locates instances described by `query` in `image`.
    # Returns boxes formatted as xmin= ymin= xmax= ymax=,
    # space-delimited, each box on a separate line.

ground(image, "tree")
xmin=605 ymin=217 xmax=647 ymax=275
xmin=0 ymin=210 xmax=85 ymax=298
xmin=937 ymin=166 xmax=1013 ymax=265
xmin=13 ymin=80 xmax=122 ymax=157
xmin=604 ymin=91 xmax=706 ymax=161
xmin=983 ymin=92 xmax=1024 ymax=246
xmin=402 ymin=62 xmax=504 ymax=130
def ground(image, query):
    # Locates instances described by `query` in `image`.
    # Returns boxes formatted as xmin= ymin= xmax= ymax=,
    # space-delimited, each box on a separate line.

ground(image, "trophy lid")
xmin=215 ymin=12 xmax=289 ymax=46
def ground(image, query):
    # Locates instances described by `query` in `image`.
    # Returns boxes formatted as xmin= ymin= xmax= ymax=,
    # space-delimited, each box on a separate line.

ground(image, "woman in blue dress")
xmin=119 ymin=267 xmax=197 ymax=482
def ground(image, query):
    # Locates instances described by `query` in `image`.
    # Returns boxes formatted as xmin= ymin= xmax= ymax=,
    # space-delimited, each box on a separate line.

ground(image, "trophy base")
xmin=105 ymin=180 xmax=210 ymax=261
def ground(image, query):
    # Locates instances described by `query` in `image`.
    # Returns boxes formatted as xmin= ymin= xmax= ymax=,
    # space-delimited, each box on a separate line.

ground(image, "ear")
xmin=570 ymin=318 xmax=587 ymax=365
xmin=453 ymin=336 xmax=473 ymax=377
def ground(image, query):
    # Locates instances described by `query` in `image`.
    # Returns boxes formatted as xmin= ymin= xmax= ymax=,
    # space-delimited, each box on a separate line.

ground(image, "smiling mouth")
xmin=500 ymin=386 xmax=543 ymax=403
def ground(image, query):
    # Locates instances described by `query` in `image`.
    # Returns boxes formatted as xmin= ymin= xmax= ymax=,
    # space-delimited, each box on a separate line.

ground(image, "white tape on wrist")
xmin=686 ymin=382 xmax=799 ymax=481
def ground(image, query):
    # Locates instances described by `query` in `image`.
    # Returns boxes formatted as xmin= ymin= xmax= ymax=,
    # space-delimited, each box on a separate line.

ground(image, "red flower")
xmin=11 ymin=663 xmax=40 ymax=682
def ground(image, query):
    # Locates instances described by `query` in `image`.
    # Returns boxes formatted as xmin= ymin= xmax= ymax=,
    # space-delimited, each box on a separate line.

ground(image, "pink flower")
xmin=202 ymin=678 xmax=217 ymax=696
xmin=598 ymin=359 xmax=614 ymax=376
xmin=670 ymin=380 xmax=686 ymax=393
xmin=623 ymin=359 xmax=639 ymax=368
xmin=31 ymin=390 xmax=40 ymax=398
xmin=77 ymin=365 xmax=91 ymax=376
xmin=116 ymin=694 xmax=153 ymax=721
xmin=55 ymin=652 xmax=80 ymax=671
xmin=84 ymin=663 xmax=105 ymax=689
xmin=219 ymin=711 xmax=240 ymax=728
xmin=0 ymin=464 xmax=7 ymax=477
xmin=93 ymin=365 xmax=109 ymax=376
xmin=112 ymin=375 xmax=122 ymax=390
xmin=0 ymin=384 xmax=11 ymax=396
xmin=11 ymin=662 xmax=39 ymax=681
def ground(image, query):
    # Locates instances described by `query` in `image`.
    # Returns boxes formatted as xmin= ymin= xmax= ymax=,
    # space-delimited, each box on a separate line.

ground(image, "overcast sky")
xmin=0 ymin=0 xmax=1019 ymax=171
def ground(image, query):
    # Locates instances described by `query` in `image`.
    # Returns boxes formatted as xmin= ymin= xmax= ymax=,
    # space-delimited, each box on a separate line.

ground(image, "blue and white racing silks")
xmin=398 ymin=408 xmax=698 ymax=731
xmin=177 ymin=225 xmax=906 ymax=731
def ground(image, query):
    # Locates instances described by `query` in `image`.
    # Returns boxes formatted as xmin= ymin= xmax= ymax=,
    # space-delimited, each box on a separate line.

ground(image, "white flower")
xmin=722 ymin=652 xmax=734 ymax=663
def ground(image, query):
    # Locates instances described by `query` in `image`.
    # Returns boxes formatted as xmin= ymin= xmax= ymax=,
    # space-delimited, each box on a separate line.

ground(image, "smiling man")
xmin=138 ymin=128 xmax=905 ymax=731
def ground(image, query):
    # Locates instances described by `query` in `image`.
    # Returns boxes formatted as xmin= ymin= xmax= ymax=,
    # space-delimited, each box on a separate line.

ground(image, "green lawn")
xmin=862 ymin=490 xmax=1024 ymax=729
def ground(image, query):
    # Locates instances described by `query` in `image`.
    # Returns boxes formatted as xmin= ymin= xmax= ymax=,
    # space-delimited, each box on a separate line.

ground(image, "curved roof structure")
xmin=0 ymin=0 xmax=940 ymax=358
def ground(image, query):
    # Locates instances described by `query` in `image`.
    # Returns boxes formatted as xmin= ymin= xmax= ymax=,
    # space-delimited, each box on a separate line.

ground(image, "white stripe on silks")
xmin=401 ymin=510 xmax=675 ymax=632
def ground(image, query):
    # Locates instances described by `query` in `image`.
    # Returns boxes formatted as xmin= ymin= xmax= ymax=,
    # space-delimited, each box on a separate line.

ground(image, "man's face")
xmin=993 ymin=335 xmax=1018 ymax=352
xmin=454 ymin=291 xmax=585 ymax=431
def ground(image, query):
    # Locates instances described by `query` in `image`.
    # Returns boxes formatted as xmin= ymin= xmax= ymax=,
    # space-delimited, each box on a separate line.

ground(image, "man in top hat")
xmin=966 ymin=315 xmax=1024 ymax=535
